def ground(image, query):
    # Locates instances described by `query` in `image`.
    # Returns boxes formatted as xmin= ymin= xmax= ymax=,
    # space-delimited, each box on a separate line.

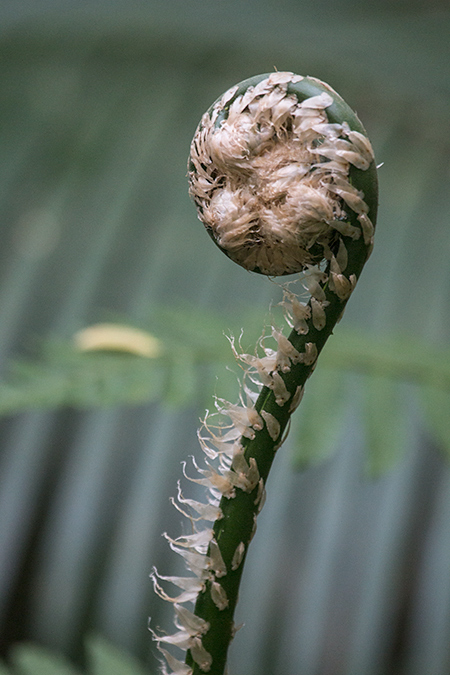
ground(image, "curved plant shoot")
xmin=150 ymin=72 xmax=379 ymax=675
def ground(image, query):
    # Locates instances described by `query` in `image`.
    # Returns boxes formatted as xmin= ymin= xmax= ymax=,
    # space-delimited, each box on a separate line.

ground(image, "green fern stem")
xmin=187 ymin=194 xmax=377 ymax=674
xmin=189 ymin=226 xmax=376 ymax=674
xmin=152 ymin=72 xmax=378 ymax=675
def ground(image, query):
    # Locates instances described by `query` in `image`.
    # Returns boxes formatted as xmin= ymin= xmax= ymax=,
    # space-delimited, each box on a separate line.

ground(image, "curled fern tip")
xmin=152 ymin=72 xmax=378 ymax=675
xmin=188 ymin=71 xmax=378 ymax=276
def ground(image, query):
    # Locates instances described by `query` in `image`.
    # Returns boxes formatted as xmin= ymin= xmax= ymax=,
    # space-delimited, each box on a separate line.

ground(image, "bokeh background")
xmin=1 ymin=1 xmax=450 ymax=674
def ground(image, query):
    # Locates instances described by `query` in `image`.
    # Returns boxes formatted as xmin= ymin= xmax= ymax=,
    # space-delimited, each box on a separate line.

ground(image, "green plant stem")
xmin=183 ymin=73 xmax=379 ymax=675
xmin=186 ymin=159 xmax=378 ymax=674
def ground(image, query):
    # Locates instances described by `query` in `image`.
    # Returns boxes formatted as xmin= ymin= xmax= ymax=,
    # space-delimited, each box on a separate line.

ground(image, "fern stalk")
xmin=151 ymin=72 xmax=378 ymax=675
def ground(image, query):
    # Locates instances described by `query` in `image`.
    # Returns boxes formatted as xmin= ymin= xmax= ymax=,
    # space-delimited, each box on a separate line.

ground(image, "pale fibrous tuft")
xmin=188 ymin=72 xmax=374 ymax=276
xmin=150 ymin=314 xmax=297 ymax=672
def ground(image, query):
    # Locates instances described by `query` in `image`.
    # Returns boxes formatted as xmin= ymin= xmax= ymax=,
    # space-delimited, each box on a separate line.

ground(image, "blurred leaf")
xmin=9 ymin=643 xmax=82 ymax=675
xmin=1 ymin=308 xmax=450 ymax=471
xmin=84 ymin=635 xmax=148 ymax=675
xmin=363 ymin=375 xmax=409 ymax=476
xmin=321 ymin=329 xmax=450 ymax=391
xmin=292 ymin=367 xmax=347 ymax=469
xmin=0 ymin=305 xmax=251 ymax=416
xmin=164 ymin=346 xmax=197 ymax=406
xmin=4 ymin=638 xmax=150 ymax=675
xmin=421 ymin=386 xmax=450 ymax=460
xmin=0 ymin=342 xmax=166 ymax=415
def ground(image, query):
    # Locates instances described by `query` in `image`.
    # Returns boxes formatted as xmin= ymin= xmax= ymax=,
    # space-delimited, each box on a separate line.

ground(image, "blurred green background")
xmin=1 ymin=1 xmax=450 ymax=674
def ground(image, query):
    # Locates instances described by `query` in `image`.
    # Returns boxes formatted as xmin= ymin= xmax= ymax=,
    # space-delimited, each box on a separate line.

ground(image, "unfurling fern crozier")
xmin=151 ymin=72 xmax=378 ymax=675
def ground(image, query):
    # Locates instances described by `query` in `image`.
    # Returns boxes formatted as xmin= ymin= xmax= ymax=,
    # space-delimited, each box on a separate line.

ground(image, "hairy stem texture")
xmin=152 ymin=72 xmax=378 ymax=675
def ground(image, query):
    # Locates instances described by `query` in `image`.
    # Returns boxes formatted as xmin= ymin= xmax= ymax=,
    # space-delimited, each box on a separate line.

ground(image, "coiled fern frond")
xmin=151 ymin=72 xmax=378 ymax=675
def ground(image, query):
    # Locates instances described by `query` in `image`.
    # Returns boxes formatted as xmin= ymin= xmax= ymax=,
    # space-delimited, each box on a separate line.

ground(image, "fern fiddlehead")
xmin=151 ymin=72 xmax=378 ymax=675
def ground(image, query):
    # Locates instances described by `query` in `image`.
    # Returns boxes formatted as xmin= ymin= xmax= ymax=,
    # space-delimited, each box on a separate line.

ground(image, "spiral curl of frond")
xmin=188 ymin=72 xmax=375 ymax=276
xmin=152 ymin=72 xmax=378 ymax=675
